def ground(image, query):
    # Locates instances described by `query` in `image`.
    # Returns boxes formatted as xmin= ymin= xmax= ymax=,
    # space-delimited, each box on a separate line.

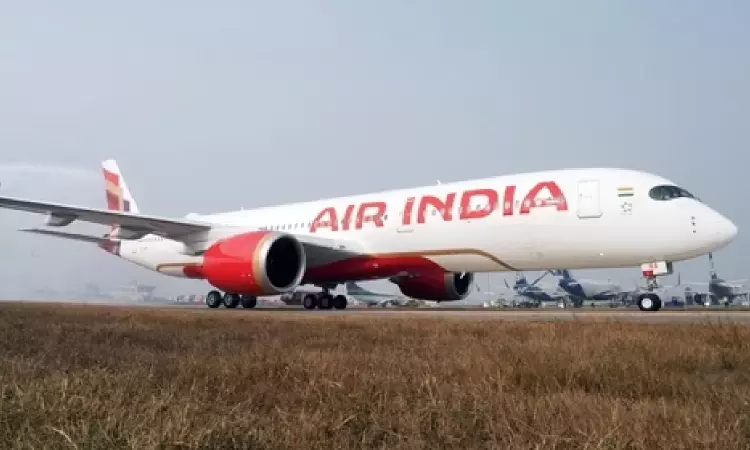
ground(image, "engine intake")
xmin=201 ymin=231 xmax=306 ymax=295
xmin=392 ymin=271 xmax=474 ymax=302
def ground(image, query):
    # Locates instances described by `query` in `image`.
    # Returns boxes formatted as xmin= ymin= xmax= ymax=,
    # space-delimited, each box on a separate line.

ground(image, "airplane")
xmin=0 ymin=160 xmax=738 ymax=313
xmin=344 ymin=281 xmax=409 ymax=307
xmin=549 ymin=269 xmax=622 ymax=305
xmin=503 ymin=272 xmax=567 ymax=307
xmin=684 ymin=253 xmax=748 ymax=306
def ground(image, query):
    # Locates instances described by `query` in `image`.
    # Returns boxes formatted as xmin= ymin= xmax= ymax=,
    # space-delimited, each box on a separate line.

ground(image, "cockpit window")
xmin=648 ymin=185 xmax=699 ymax=201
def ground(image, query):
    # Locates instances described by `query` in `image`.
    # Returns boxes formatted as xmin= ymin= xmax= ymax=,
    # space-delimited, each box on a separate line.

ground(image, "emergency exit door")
xmin=577 ymin=179 xmax=602 ymax=218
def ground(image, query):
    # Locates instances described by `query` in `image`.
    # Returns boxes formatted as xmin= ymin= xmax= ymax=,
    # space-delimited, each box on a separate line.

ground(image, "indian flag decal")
xmin=617 ymin=187 xmax=634 ymax=197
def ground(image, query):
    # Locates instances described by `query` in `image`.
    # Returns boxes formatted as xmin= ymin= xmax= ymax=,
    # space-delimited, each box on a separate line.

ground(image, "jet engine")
xmin=391 ymin=271 xmax=474 ymax=301
xmin=201 ymin=231 xmax=306 ymax=296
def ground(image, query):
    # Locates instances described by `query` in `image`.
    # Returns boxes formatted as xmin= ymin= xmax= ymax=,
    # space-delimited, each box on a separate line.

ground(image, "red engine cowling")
xmin=201 ymin=231 xmax=306 ymax=295
xmin=391 ymin=271 xmax=474 ymax=301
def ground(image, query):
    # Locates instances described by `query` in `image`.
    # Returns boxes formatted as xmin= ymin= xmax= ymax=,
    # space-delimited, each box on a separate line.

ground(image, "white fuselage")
xmin=115 ymin=168 xmax=737 ymax=280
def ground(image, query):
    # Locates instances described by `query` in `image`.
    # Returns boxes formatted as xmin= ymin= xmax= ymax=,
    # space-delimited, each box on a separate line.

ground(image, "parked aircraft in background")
xmin=348 ymin=281 xmax=438 ymax=307
xmin=345 ymin=281 xmax=405 ymax=307
xmin=0 ymin=159 xmax=737 ymax=313
xmin=503 ymin=272 xmax=567 ymax=306
xmin=684 ymin=253 xmax=748 ymax=305
xmin=549 ymin=269 xmax=622 ymax=305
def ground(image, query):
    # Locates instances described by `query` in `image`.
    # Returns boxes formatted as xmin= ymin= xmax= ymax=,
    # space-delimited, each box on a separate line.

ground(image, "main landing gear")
xmin=205 ymin=290 xmax=258 ymax=309
xmin=302 ymin=289 xmax=348 ymax=310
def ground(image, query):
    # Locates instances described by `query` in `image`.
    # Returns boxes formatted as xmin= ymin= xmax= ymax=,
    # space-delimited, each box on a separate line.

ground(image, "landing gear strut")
xmin=302 ymin=287 xmax=348 ymax=310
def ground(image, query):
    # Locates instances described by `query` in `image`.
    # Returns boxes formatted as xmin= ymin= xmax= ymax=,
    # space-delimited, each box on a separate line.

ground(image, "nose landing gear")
xmin=637 ymin=292 xmax=662 ymax=312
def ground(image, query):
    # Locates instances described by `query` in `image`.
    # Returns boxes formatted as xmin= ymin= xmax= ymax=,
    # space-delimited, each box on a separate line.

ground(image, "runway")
xmin=7 ymin=300 xmax=750 ymax=324
xmin=51 ymin=301 xmax=750 ymax=324
xmin=242 ymin=308 xmax=750 ymax=324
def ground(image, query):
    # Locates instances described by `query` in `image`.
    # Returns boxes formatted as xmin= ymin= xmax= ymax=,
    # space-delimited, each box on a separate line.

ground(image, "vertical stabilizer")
xmin=514 ymin=272 xmax=528 ymax=288
xmin=102 ymin=159 xmax=139 ymax=214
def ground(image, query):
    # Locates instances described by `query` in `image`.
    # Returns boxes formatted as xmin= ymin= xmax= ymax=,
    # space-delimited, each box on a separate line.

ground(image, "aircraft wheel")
xmin=206 ymin=290 xmax=222 ymax=308
xmin=241 ymin=295 xmax=257 ymax=309
xmin=223 ymin=293 xmax=240 ymax=308
xmin=302 ymin=294 xmax=318 ymax=310
xmin=333 ymin=294 xmax=348 ymax=310
xmin=318 ymin=294 xmax=333 ymax=309
xmin=637 ymin=293 xmax=661 ymax=312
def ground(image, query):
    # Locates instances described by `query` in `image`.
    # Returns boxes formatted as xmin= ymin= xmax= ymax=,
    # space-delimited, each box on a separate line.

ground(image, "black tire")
xmin=637 ymin=293 xmax=661 ymax=312
xmin=318 ymin=294 xmax=333 ymax=309
xmin=303 ymin=294 xmax=318 ymax=310
xmin=333 ymin=294 xmax=348 ymax=310
xmin=223 ymin=293 xmax=240 ymax=308
xmin=206 ymin=290 xmax=222 ymax=308
xmin=241 ymin=295 xmax=257 ymax=309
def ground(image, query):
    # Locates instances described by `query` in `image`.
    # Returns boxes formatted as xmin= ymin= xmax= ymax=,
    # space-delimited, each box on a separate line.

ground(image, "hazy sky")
xmin=1 ymin=1 xmax=749 ymax=300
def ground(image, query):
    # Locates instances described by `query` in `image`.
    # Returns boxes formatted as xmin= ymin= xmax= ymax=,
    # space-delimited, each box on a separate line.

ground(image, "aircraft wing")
xmin=0 ymin=195 xmax=211 ymax=239
xmin=2 ymin=195 xmax=369 ymax=268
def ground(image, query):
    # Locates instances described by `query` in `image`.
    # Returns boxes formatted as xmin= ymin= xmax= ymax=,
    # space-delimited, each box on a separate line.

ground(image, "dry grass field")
xmin=1 ymin=302 xmax=750 ymax=449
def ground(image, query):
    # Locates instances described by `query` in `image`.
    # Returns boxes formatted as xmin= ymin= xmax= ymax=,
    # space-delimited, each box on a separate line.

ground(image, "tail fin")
xmin=102 ymin=159 xmax=139 ymax=214
xmin=550 ymin=269 xmax=573 ymax=280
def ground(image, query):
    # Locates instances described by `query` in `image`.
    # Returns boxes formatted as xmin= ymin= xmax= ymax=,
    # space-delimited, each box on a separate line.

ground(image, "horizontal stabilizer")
xmin=19 ymin=227 xmax=109 ymax=243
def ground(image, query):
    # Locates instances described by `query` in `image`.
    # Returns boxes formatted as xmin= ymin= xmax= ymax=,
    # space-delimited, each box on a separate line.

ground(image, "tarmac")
xmin=7 ymin=300 xmax=750 ymax=324
xmin=237 ymin=308 xmax=750 ymax=324
xmin=52 ymin=301 xmax=750 ymax=324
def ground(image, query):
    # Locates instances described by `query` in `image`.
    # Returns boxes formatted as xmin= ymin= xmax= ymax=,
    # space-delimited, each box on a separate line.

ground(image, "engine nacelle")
xmin=201 ymin=231 xmax=306 ymax=296
xmin=392 ymin=271 xmax=474 ymax=302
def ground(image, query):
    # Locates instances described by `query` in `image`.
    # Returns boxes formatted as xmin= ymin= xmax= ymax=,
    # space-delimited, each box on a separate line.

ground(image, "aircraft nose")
xmin=712 ymin=212 xmax=738 ymax=248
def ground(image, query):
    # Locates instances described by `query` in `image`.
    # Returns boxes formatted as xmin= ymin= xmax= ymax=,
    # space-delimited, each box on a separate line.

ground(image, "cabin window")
xmin=648 ymin=185 xmax=699 ymax=201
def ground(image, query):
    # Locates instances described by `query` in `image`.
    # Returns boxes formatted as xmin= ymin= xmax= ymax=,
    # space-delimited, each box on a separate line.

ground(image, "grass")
xmin=1 ymin=302 xmax=750 ymax=449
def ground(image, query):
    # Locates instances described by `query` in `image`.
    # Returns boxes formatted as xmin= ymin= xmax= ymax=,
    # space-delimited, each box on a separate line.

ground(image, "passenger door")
xmin=576 ymin=179 xmax=602 ymax=219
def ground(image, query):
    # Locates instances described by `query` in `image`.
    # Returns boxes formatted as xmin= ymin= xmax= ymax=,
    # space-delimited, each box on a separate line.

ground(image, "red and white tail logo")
xmin=101 ymin=159 xmax=140 ymax=237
